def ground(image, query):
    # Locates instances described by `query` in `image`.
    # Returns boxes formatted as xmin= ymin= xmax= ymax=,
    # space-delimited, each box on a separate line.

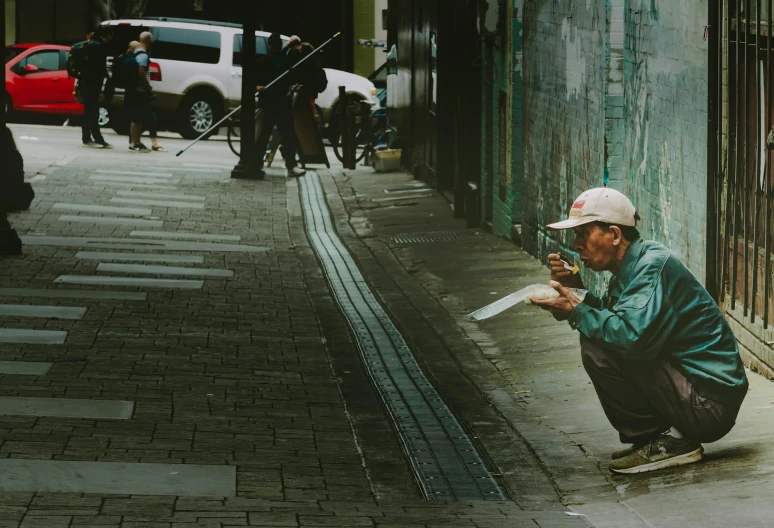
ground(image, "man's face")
xmin=103 ymin=34 xmax=114 ymax=45
xmin=572 ymin=223 xmax=618 ymax=272
xmin=269 ymin=39 xmax=282 ymax=55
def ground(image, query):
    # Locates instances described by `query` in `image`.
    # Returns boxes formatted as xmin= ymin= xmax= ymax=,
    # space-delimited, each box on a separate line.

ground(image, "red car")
xmin=5 ymin=43 xmax=83 ymax=117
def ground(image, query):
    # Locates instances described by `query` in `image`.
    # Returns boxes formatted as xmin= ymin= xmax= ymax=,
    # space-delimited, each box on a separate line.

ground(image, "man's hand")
xmin=292 ymin=83 xmax=302 ymax=92
xmin=530 ymin=280 xmax=581 ymax=321
xmin=548 ymin=252 xmax=584 ymax=289
xmin=256 ymin=85 xmax=266 ymax=93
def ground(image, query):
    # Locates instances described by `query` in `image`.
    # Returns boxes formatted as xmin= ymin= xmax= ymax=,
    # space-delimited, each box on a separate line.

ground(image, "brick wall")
xmin=521 ymin=0 xmax=709 ymax=294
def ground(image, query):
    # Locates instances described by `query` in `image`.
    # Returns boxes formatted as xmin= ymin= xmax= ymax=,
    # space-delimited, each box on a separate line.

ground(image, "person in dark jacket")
xmin=254 ymin=33 xmax=305 ymax=178
xmin=1 ymin=127 xmax=34 ymax=255
xmin=78 ymin=25 xmax=114 ymax=148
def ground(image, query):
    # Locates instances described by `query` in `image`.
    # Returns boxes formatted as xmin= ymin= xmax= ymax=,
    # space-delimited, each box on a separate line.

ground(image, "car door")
xmin=57 ymin=49 xmax=80 ymax=111
xmin=12 ymin=49 xmax=64 ymax=109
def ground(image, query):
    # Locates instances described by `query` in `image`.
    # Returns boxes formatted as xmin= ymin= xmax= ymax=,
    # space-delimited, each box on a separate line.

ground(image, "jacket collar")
xmin=614 ymin=236 xmax=643 ymax=286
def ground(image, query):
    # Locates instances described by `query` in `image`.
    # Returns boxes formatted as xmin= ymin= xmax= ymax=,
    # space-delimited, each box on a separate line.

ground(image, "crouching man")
xmin=531 ymin=187 xmax=748 ymax=474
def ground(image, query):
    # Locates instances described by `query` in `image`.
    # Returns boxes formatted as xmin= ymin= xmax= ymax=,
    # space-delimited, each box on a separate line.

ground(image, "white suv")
xmin=100 ymin=17 xmax=379 ymax=139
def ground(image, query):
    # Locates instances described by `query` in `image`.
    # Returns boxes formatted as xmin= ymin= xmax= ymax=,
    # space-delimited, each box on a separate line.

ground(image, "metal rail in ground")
xmin=298 ymin=171 xmax=506 ymax=500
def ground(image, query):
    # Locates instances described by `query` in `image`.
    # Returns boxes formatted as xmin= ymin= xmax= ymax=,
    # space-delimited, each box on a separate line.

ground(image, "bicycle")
xmin=328 ymin=99 xmax=397 ymax=165
xmin=226 ymin=112 xmax=282 ymax=166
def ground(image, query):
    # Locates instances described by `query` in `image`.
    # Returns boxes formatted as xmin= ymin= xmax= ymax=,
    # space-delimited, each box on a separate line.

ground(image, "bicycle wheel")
xmin=329 ymin=100 xmax=369 ymax=164
xmin=227 ymin=120 xmax=241 ymax=157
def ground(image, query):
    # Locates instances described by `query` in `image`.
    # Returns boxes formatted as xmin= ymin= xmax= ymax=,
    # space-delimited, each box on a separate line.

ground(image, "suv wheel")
xmin=4 ymin=95 xmax=12 ymax=117
xmin=179 ymin=92 xmax=221 ymax=140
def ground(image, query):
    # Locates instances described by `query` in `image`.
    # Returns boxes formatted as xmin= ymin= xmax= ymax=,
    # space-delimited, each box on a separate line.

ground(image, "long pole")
xmin=176 ymin=31 xmax=342 ymax=157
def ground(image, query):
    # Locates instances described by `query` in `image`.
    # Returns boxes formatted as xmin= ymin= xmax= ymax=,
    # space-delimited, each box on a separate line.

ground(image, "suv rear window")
xmin=232 ymin=35 xmax=268 ymax=66
xmin=152 ymin=27 xmax=221 ymax=64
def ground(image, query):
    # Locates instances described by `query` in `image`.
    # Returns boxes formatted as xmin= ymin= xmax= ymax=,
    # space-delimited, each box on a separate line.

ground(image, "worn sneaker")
xmin=97 ymin=141 xmax=113 ymax=149
xmin=82 ymin=141 xmax=102 ymax=148
xmin=609 ymin=433 xmax=703 ymax=474
xmin=286 ymin=166 xmax=306 ymax=177
xmin=129 ymin=144 xmax=151 ymax=153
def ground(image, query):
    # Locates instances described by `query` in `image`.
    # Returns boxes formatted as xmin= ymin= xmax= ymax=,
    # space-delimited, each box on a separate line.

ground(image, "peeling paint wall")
xmin=522 ymin=0 xmax=607 ymax=289
xmin=621 ymin=0 xmax=709 ymax=282
xmin=521 ymin=0 xmax=709 ymax=292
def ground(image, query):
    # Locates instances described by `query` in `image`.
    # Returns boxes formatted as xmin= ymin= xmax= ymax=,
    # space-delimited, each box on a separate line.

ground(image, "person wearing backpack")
xmin=294 ymin=42 xmax=327 ymax=108
xmin=69 ymin=26 xmax=114 ymax=148
xmin=122 ymin=32 xmax=166 ymax=153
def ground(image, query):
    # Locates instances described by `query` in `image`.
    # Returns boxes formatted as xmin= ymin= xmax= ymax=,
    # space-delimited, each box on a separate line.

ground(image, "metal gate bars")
xmin=716 ymin=0 xmax=774 ymax=328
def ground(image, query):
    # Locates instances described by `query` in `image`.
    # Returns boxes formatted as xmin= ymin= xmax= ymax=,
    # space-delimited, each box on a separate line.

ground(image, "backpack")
xmin=66 ymin=40 xmax=92 ymax=79
xmin=111 ymin=50 xmax=147 ymax=89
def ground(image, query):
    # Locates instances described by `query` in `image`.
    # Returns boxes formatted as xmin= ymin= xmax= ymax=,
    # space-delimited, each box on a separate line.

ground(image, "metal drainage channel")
xmin=299 ymin=171 xmax=506 ymax=500
xmin=391 ymin=231 xmax=485 ymax=245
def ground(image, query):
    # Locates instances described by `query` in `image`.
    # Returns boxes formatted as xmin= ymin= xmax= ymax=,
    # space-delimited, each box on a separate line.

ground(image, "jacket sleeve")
xmin=568 ymin=266 xmax=675 ymax=360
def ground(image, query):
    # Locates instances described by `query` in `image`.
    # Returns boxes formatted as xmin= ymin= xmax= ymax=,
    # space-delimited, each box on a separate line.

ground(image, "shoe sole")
xmin=610 ymin=447 xmax=704 ymax=474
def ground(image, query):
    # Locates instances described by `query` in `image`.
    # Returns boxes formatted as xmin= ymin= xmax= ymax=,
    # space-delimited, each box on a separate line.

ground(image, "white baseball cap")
xmin=547 ymin=188 xmax=637 ymax=230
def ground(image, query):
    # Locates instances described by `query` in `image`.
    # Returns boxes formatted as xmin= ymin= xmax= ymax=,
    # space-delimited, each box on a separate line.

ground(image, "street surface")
xmin=2 ymin=124 xmax=773 ymax=527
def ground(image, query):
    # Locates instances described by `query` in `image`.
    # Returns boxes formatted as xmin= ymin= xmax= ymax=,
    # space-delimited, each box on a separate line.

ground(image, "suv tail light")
xmin=149 ymin=62 xmax=162 ymax=82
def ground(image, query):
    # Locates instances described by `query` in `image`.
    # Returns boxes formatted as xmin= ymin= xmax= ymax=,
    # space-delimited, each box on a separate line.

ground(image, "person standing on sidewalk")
xmin=74 ymin=26 xmax=113 ymax=148
xmin=530 ymin=188 xmax=748 ymax=474
xmin=254 ymin=33 xmax=305 ymax=178
xmin=126 ymin=33 xmax=166 ymax=153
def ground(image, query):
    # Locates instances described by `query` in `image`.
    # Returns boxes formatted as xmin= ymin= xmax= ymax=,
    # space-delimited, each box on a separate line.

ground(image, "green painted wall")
xmin=354 ymin=1 xmax=376 ymax=77
xmin=480 ymin=0 xmax=524 ymax=239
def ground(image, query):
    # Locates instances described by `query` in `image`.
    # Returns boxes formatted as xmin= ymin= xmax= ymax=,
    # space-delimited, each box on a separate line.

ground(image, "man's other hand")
xmin=256 ymin=85 xmax=266 ymax=93
xmin=530 ymin=280 xmax=581 ymax=321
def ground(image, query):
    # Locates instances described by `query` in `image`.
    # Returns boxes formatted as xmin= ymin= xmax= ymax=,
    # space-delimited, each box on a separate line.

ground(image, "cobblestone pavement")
xmin=1 ymin=129 xmax=588 ymax=527
xmin=330 ymin=166 xmax=774 ymax=527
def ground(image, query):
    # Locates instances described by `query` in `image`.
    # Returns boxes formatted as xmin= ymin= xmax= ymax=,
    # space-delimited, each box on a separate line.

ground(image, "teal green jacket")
xmin=568 ymin=237 xmax=748 ymax=403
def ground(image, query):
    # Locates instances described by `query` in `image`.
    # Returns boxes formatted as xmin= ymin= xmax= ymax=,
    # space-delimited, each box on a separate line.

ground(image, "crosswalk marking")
xmin=75 ymin=251 xmax=204 ymax=264
xmin=183 ymin=162 xmax=232 ymax=169
xmin=0 ymin=460 xmax=236 ymax=497
xmin=0 ymin=396 xmax=134 ymax=419
xmin=55 ymin=275 xmax=205 ymax=289
xmin=110 ymin=198 xmax=205 ymax=209
xmin=0 ymin=329 xmax=67 ymax=344
xmin=91 ymin=182 xmax=179 ymax=191
xmin=129 ymin=230 xmax=241 ymax=241
xmin=115 ymin=190 xmax=206 ymax=201
xmin=150 ymin=166 xmax=216 ymax=173
xmin=89 ymin=175 xmax=175 ymax=185
xmin=96 ymin=263 xmax=233 ymax=278
xmin=53 ymin=203 xmax=152 ymax=216
xmin=0 ymin=304 xmax=86 ymax=319
xmin=57 ymin=215 xmax=164 ymax=227
xmin=95 ymin=169 xmax=173 ymax=178
xmin=22 ymin=236 xmax=265 ymax=252
xmin=0 ymin=288 xmax=147 ymax=300
xmin=0 ymin=361 xmax=53 ymax=375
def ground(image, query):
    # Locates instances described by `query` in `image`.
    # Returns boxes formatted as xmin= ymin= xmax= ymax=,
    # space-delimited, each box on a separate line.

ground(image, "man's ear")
xmin=610 ymin=225 xmax=623 ymax=246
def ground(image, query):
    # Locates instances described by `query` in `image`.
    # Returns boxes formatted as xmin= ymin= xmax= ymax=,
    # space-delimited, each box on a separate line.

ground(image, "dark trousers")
xmin=255 ymin=106 xmax=296 ymax=169
xmin=580 ymin=335 xmax=745 ymax=444
xmin=80 ymin=83 xmax=105 ymax=144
